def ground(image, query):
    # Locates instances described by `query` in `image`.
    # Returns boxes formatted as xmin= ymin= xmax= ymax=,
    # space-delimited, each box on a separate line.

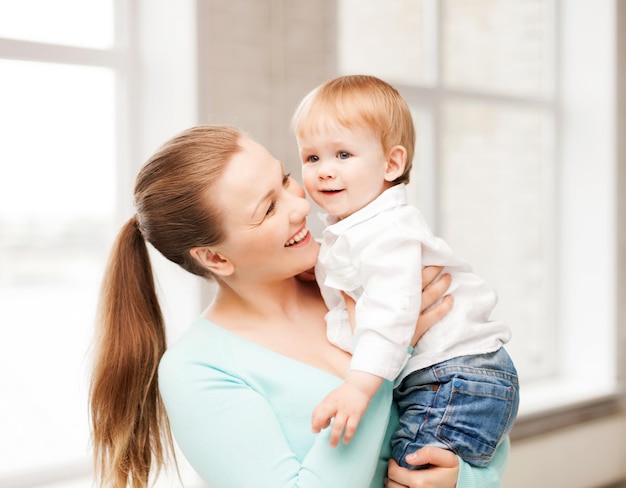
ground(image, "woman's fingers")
xmin=422 ymin=294 xmax=454 ymax=323
xmin=411 ymin=267 xmax=453 ymax=347
xmin=421 ymin=272 xmax=451 ymax=312
xmin=411 ymin=294 xmax=453 ymax=347
xmin=421 ymin=265 xmax=444 ymax=290
xmin=384 ymin=475 xmax=406 ymax=488
xmin=405 ymin=445 xmax=458 ymax=469
xmin=386 ymin=447 xmax=459 ymax=488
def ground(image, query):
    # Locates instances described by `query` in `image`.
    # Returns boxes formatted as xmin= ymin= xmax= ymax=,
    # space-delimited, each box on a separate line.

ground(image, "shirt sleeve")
xmin=350 ymin=217 xmax=424 ymax=380
xmin=158 ymin=352 xmax=394 ymax=488
xmin=457 ymin=437 xmax=511 ymax=488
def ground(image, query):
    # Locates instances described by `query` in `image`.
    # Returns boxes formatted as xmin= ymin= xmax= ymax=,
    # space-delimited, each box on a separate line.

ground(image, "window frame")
xmin=393 ymin=0 xmax=559 ymax=401
xmin=511 ymin=0 xmax=622 ymax=431
xmin=0 ymin=1 xmax=205 ymax=485
xmin=0 ymin=0 xmax=134 ymax=485
xmin=336 ymin=0 xmax=622 ymax=424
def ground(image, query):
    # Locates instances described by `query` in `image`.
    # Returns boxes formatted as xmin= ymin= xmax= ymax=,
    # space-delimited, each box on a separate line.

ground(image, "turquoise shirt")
xmin=159 ymin=318 xmax=509 ymax=487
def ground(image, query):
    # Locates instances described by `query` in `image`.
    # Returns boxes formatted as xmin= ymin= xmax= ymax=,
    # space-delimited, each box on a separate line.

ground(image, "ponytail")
xmin=90 ymin=216 xmax=174 ymax=488
xmin=90 ymin=125 xmax=242 ymax=486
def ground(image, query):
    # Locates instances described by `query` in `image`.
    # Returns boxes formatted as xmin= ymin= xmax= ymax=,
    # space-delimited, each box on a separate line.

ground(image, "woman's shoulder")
xmin=158 ymin=317 xmax=308 ymax=389
xmin=159 ymin=318 xmax=239 ymax=383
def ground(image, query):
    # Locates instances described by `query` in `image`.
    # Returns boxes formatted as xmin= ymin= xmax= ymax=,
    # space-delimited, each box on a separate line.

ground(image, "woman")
xmin=90 ymin=125 xmax=509 ymax=487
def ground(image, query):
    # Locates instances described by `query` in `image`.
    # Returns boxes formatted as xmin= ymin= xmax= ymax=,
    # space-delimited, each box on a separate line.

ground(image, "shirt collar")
xmin=320 ymin=184 xmax=408 ymax=235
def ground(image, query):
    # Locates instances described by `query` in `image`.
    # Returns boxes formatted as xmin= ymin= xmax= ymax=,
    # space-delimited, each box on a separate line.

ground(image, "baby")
xmin=292 ymin=74 xmax=519 ymax=468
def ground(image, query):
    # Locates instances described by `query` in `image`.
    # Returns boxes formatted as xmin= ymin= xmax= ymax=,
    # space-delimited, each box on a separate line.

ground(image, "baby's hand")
xmin=311 ymin=382 xmax=370 ymax=447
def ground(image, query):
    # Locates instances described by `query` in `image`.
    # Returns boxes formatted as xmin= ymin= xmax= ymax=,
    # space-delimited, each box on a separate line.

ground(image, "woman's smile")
xmin=285 ymin=226 xmax=311 ymax=247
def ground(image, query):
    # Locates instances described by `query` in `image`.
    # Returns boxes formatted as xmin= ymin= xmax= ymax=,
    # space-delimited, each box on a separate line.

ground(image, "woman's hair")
xmin=291 ymin=74 xmax=416 ymax=185
xmin=90 ymin=125 xmax=242 ymax=487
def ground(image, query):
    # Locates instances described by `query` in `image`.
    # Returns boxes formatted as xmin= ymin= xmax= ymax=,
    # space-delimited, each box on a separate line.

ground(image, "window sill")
xmin=511 ymin=378 xmax=624 ymax=441
xmin=0 ymin=458 xmax=91 ymax=488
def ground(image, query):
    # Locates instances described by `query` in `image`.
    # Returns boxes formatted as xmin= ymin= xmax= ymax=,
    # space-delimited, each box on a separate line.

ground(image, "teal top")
xmin=158 ymin=318 xmax=509 ymax=487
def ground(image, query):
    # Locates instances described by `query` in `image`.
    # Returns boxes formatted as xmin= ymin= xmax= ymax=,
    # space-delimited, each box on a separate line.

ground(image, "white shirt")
xmin=316 ymin=184 xmax=511 ymax=384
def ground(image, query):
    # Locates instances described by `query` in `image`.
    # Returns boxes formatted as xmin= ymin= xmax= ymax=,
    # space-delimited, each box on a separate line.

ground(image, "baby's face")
xmin=297 ymin=123 xmax=391 ymax=220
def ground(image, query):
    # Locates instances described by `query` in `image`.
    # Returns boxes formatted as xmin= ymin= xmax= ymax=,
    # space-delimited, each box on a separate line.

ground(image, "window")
xmin=1 ymin=1 xmax=207 ymax=486
xmin=0 ymin=0 xmax=124 ymax=485
xmin=337 ymin=0 xmax=618 ymax=415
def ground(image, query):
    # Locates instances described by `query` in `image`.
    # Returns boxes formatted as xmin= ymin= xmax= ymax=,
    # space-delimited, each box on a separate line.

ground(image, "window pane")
xmin=338 ymin=0 xmax=429 ymax=85
xmin=0 ymin=0 xmax=114 ymax=49
xmin=440 ymin=100 xmax=554 ymax=381
xmin=443 ymin=0 xmax=552 ymax=97
xmin=0 ymin=60 xmax=116 ymax=473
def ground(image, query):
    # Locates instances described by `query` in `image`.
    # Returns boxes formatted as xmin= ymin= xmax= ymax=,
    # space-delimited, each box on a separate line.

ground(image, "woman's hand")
xmin=385 ymin=446 xmax=459 ymax=488
xmin=341 ymin=266 xmax=452 ymax=341
xmin=412 ymin=266 xmax=453 ymax=347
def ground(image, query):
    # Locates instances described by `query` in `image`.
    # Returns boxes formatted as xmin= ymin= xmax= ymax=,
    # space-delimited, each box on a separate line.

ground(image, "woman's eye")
xmin=338 ymin=151 xmax=350 ymax=160
xmin=265 ymin=173 xmax=290 ymax=217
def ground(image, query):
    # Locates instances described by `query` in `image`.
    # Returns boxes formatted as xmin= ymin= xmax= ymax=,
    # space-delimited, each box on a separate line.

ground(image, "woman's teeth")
xmin=285 ymin=228 xmax=308 ymax=247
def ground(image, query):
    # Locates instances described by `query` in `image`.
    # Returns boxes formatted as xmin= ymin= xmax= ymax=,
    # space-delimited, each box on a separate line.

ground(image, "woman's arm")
xmin=159 ymin=347 xmax=394 ymax=488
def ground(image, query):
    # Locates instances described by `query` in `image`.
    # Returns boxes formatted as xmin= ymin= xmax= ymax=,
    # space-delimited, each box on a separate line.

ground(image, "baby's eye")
xmin=338 ymin=151 xmax=351 ymax=160
xmin=307 ymin=155 xmax=319 ymax=163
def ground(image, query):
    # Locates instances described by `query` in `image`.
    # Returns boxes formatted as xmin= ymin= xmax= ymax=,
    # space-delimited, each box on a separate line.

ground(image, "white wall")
xmin=505 ymin=414 xmax=626 ymax=488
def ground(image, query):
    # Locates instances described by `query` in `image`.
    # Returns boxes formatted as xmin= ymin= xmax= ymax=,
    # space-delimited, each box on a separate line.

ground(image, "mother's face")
xmin=207 ymin=136 xmax=319 ymax=282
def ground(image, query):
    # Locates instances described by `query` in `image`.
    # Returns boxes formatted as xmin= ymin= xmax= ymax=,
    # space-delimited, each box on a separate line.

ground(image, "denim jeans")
xmin=391 ymin=347 xmax=519 ymax=468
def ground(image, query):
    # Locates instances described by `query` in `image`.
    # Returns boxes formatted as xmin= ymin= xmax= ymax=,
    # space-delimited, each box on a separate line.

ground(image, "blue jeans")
xmin=391 ymin=348 xmax=519 ymax=468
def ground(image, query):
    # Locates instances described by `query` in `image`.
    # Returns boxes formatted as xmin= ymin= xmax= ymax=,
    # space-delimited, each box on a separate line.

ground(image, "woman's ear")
xmin=384 ymin=145 xmax=408 ymax=182
xmin=189 ymin=247 xmax=234 ymax=277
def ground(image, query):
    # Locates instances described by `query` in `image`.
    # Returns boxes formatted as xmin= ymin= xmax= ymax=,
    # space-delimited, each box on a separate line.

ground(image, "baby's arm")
xmin=313 ymin=269 xmax=454 ymax=447
xmin=311 ymin=370 xmax=384 ymax=447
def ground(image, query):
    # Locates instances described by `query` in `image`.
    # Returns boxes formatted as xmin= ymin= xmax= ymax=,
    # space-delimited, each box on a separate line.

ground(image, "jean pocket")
xmin=436 ymin=377 xmax=519 ymax=467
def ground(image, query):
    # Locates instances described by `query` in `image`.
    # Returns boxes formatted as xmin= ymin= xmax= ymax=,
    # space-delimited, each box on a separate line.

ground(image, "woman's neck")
xmin=204 ymin=275 xmax=320 ymax=330
xmin=204 ymin=272 xmax=350 ymax=378
xmin=203 ymin=274 xmax=350 ymax=379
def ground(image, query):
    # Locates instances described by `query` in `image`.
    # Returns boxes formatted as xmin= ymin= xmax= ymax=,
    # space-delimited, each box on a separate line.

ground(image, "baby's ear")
xmin=189 ymin=247 xmax=235 ymax=276
xmin=384 ymin=145 xmax=408 ymax=182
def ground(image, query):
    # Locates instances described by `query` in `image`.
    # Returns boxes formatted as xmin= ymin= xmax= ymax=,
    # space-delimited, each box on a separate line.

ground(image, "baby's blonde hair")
xmin=291 ymin=74 xmax=415 ymax=184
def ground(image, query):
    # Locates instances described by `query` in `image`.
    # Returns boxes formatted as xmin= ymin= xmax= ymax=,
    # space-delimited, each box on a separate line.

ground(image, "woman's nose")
xmin=287 ymin=181 xmax=311 ymax=221
xmin=287 ymin=189 xmax=311 ymax=220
